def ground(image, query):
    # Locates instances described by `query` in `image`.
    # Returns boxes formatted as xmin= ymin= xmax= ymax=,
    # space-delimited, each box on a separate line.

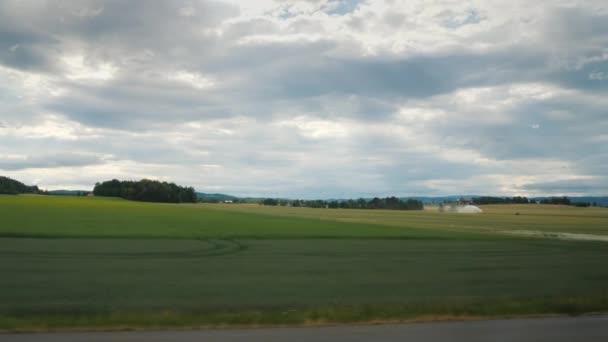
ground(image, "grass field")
xmin=1 ymin=195 xmax=608 ymax=331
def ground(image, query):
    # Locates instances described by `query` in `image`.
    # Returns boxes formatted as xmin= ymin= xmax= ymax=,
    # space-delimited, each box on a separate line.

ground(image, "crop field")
xmin=204 ymin=202 xmax=608 ymax=237
xmin=1 ymin=195 xmax=608 ymax=331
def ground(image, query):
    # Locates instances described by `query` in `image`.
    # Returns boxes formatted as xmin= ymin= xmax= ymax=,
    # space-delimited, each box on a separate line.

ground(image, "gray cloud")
xmin=522 ymin=178 xmax=608 ymax=196
xmin=0 ymin=0 xmax=607 ymax=197
xmin=0 ymin=153 xmax=104 ymax=171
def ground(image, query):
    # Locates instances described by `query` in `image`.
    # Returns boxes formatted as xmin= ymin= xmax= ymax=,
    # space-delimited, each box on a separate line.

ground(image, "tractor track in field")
xmin=0 ymin=238 xmax=247 ymax=259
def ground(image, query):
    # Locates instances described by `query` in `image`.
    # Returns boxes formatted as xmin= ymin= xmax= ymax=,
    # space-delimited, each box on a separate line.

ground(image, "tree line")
xmin=93 ymin=179 xmax=196 ymax=203
xmin=0 ymin=176 xmax=41 ymax=195
xmin=261 ymin=196 xmax=424 ymax=210
xmin=538 ymin=196 xmax=572 ymax=205
xmin=472 ymin=196 xmax=531 ymax=205
xmin=540 ymin=196 xmax=598 ymax=207
xmin=471 ymin=196 xmax=599 ymax=207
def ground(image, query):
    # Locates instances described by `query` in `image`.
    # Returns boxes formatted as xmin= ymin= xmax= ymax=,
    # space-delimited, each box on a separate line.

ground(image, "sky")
xmin=0 ymin=0 xmax=607 ymax=198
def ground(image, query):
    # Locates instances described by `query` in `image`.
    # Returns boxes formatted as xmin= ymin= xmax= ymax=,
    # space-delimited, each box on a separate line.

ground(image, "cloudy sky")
xmin=1 ymin=0 xmax=607 ymax=198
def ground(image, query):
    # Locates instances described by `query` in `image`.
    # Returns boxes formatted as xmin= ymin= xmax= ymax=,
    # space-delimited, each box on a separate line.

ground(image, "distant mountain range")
xmin=196 ymin=192 xmax=238 ymax=202
xmin=193 ymin=193 xmax=607 ymax=206
xmin=405 ymin=196 xmax=608 ymax=206
xmin=198 ymin=193 xmax=608 ymax=207
xmin=539 ymin=197 xmax=608 ymax=207
xmin=5 ymin=179 xmax=606 ymax=207
xmin=403 ymin=196 xmax=481 ymax=204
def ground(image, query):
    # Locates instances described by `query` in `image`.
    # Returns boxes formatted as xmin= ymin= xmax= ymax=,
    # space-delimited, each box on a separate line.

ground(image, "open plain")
xmin=1 ymin=195 xmax=608 ymax=331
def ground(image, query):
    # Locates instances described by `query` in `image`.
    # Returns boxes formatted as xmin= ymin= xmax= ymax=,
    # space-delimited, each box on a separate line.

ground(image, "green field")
xmin=1 ymin=195 xmax=608 ymax=331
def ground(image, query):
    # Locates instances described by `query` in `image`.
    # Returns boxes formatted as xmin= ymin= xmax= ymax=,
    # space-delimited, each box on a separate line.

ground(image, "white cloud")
xmin=275 ymin=116 xmax=350 ymax=139
xmin=170 ymin=71 xmax=215 ymax=89
xmin=0 ymin=114 xmax=88 ymax=140
xmin=62 ymin=55 xmax=118 ymax=81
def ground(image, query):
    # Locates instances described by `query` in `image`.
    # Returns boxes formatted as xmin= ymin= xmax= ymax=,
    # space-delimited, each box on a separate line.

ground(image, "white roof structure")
xmin=458 ymin=205 xmax=483 ymax=213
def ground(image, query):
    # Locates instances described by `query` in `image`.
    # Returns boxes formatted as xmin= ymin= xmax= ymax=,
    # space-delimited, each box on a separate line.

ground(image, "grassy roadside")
xmin=3 ymin=297 xmax=608 ymax=333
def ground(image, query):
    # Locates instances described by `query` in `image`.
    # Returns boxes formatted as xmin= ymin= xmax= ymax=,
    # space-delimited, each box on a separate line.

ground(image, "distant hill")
xmin=168 ymin=193 xmax=608 ymax=207
xmin=573 ymin=197 xmax=608 ymax=207
xmin=402 ymin=196 xmax=481 ymax=204
xmin=196 ymin=192 xmax=239 ymax=202
xmin=408 ymin=195 xmax=608 ymax=207
xmin=196 ymin=192 xmax=266 ymax=203
xmin=0 ymin=176 xmax=41 ymax=195
xmin=48 ymin=190 xmax=91 ymax=196
xmin=531 ymin=197 xmax=608 ymax=207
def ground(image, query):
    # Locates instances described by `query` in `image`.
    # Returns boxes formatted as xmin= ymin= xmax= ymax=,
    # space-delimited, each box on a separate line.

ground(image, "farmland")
xmin=1 ymin=195 xmax=608 ymax=331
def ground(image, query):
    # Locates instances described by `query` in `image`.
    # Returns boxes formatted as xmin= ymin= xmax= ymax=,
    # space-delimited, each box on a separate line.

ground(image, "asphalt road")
xmin=2 ymin=315 xmax=608 ymax=342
